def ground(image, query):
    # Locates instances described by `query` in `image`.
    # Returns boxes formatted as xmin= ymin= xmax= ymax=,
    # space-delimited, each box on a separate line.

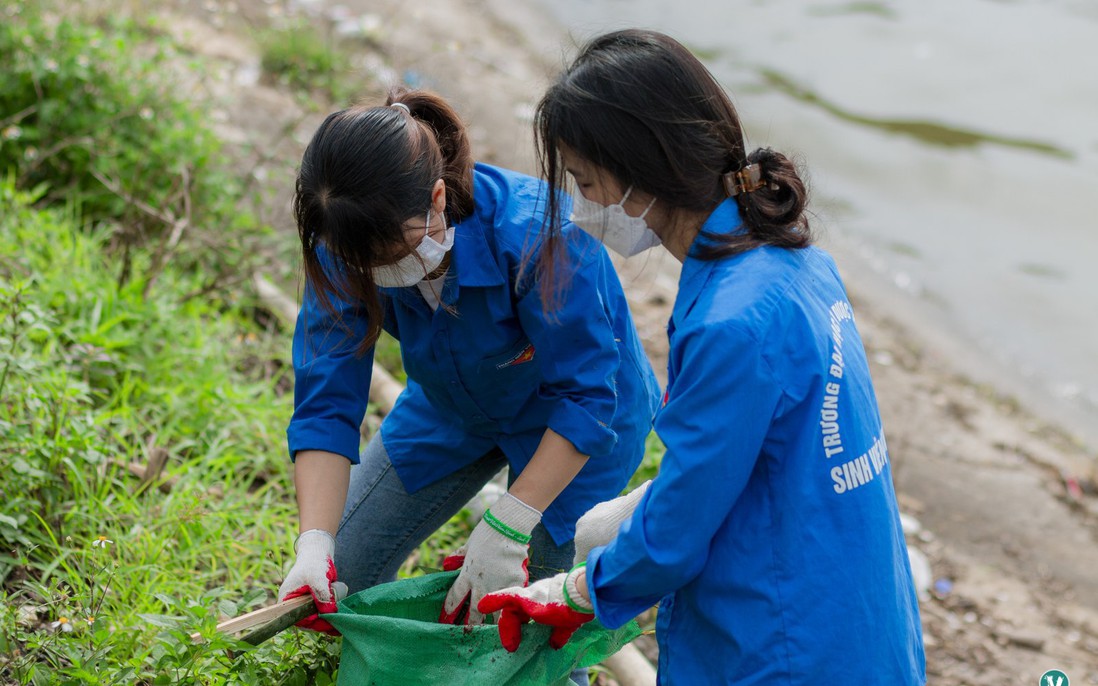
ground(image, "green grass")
xmin=0 ymin=5 xmax=664 ymax=683
xmin=0 ymin=6 xmax=346 ymax=682
xmin=0 ymin=6 xmax=475 ymax=683
xmin=0 ymin=180 xmax=342 ymax=684
xmin=0 ymin=7 xmax=257 ymax=263
xmin=629 ymin=431 xmax=666 ymax=490
xmin=257 ymin=20 xmax=360 ymax=107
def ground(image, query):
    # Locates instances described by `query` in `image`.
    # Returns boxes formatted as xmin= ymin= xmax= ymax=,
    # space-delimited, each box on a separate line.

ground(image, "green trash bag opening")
xmin=323 ymin=570 xmax=642 ymax=686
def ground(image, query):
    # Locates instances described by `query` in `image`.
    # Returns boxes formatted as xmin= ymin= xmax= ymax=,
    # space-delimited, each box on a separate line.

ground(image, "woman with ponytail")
xmin=479 ymin=30 xmax=926 ymax=685
xmin=279 ymin=86 xmax=660 ymax=662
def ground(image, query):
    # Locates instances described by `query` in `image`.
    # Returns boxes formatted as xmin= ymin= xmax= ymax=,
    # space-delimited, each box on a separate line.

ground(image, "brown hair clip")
xmin=722 ymin=164 xmax=767 ymax=197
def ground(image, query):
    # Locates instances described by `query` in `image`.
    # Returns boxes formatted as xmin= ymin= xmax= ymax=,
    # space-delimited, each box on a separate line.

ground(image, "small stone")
xmin=16 ymin=605 xmax=40 ymax=627
xmin=992 ymin=629 xmax=1044 ymax=651
xmin=906 ymin=546 xmax=932 ymax=601
xmin=899 ymin=512 xmax=922 ymax=536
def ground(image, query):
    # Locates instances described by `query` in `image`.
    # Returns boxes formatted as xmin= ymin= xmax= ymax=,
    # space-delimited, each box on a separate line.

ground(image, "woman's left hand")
xmin=439 ymin=492 xmax=542 ymax=625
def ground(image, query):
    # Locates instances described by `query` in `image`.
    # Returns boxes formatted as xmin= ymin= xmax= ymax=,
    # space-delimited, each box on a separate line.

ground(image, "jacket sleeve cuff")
xmin=586 ymin=545 xmax=654 ymax=630
xmin=286 ymin=419 xmax=362 ymax=464
xmin=547 ymin=399 xmax=618 ymax=458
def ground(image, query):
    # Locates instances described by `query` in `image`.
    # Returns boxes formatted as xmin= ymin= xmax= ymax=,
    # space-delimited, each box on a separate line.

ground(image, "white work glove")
xmin=572 ymin=480 xmax=652 ymax=565
xmin=277 ymin=529 xmax=346 ymax=635
xmin=439 ymin=492 xmax=541 ymax=626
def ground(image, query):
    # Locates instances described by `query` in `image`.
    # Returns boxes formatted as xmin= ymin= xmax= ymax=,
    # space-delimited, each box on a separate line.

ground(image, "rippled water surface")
xmin=530 ymin=0 xmax=1098 ymax=446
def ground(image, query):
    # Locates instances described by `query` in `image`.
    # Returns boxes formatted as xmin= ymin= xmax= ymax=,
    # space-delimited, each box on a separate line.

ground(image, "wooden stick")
xmin=237 ymin=602 xmax=318 ymax=646
xmin=190 ymin=595 xmax=313 ymax=642
xmin=108 ymin=459 xmax=224 ymax=497
xmin=139 ymin=446 xmax=170 ymax=491
xmin=604 ymin=643 xmax=657 ymax=686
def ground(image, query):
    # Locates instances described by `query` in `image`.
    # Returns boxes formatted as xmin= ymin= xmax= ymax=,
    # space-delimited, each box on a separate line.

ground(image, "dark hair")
xmin=293 ymin=87 xmax=474 ymax=353
xmin=535 ymin=29 xmax=811 ymax=268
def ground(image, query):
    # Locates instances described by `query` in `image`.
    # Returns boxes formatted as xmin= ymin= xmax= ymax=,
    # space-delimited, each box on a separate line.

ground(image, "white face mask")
xmin=569 ymin=186 xmax=660 ymax=258
xmin=373 ymin=208 xmax=454 ymax=288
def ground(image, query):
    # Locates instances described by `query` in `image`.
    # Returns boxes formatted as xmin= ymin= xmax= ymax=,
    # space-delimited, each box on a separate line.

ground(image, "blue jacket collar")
xmin=451 ymin=209 xmax=506 ymax=288
xmin=672 ymin=198 xmax=744 ymax=328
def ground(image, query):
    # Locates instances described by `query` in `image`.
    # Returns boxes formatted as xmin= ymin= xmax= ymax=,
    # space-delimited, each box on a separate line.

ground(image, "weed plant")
xmin=0 ymin=180 xmax=345 ymax=683
xmin=0 ymin=4 xmax=397 ymax=683
xmin=0 ymin=5 xmax=270 ymax=302
xmin=257 ymin=20 xmax=358 ymax=107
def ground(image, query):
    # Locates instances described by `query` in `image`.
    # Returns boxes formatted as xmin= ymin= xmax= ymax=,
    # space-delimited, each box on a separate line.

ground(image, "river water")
xmin=527 ymin=0 xmax=1098 ymax=449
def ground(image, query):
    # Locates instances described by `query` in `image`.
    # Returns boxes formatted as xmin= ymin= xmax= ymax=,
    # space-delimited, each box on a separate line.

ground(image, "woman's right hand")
xmin=278 ymin=529 xmax=343 ymax=635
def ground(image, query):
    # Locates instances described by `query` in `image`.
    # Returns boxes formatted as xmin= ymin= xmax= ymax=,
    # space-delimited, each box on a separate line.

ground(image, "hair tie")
xmin=722 ymin=164 xmax=767 ymax=197
xmin=390 ymin=102 xmax=411 ymax=114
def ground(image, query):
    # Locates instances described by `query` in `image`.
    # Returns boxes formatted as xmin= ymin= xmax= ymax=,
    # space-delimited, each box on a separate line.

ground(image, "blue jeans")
xmin=335 ymin=432 xmax=587 ymax=684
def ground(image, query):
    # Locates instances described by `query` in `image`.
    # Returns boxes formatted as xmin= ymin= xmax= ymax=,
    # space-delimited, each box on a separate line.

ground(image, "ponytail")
xmin=743 ymin=147 xmax=810 ymax=245
xmin=386 ymin=87 xmax=475 ymax=220
xmin=694 ymin=147 xmax=811 ymax=260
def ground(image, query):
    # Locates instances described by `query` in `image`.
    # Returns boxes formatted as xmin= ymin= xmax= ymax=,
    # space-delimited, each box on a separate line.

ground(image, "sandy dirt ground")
xmin=123 ymin=0 xmax=1098 ymax=682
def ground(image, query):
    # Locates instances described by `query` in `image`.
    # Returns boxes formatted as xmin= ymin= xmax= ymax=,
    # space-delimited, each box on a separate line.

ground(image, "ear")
xmin=431 ymin=179 xmax=447 ymax=216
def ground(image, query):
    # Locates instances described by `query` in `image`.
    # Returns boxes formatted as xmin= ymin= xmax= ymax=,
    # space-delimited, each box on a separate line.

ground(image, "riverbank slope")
xmin=158 ymin=0 xmax=1098 ymax=681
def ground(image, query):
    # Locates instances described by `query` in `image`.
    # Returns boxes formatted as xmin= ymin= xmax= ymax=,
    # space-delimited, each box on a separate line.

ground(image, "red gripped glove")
xmin=476 ymin=564 xmax=595 ymax=652
xmin=277 ymin=529 xmax=343 ymax=635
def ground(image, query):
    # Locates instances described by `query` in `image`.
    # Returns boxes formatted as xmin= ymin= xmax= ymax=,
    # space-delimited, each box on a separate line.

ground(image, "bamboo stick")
xmin=189 ymin=595 xmax=313 ymax=642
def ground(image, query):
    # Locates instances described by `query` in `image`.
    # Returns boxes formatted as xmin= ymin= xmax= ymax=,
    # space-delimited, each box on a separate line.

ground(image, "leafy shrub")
xmin=0 ymin=178 xmax=337 ymax=685
xmin=0 ymin=4 xmax=268 ymax=298
xmin=0 ymin=5 xmax=344 ymax=681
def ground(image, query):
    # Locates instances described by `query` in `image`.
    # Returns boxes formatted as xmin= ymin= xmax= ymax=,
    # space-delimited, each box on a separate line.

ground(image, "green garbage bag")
xmin=325 ymin=571 xmax=643 ymax=686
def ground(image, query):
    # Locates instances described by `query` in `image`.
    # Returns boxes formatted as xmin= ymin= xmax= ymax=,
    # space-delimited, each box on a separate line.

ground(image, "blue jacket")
xmin=287 ymin=163 xmax=661 ymax=543
xmin=587 ymin=199 xmax=926 ymax=684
